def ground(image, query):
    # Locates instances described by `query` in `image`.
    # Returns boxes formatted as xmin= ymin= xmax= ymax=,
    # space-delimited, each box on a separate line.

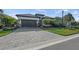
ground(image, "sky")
xmin=3 ymin=9 xmax=79 ymax=21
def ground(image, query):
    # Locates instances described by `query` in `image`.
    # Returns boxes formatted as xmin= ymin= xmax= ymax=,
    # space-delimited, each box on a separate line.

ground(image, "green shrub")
xmin=0 ymin=23 xmax=4 ymax=29
xmin=43 ymin=19 xmax=54 ymax=25
xmin=0 ymin=14 xmax=17 ymax=27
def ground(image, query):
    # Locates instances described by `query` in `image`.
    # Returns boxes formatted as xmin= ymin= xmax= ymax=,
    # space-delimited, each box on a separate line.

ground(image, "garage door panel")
xmin=21 ymin=20 xmax=37 ymax=27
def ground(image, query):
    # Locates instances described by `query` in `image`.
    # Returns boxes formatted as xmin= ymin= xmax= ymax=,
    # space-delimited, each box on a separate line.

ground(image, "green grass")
xmin=0 ymin=29 xmax=13 ymax=37
xmin=43 ymin=28 xmax=79 ymax=36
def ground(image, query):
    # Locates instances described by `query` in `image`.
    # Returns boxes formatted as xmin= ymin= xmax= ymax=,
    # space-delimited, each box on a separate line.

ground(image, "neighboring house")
xmin=16 ymin=14 xmax=45 ymax=27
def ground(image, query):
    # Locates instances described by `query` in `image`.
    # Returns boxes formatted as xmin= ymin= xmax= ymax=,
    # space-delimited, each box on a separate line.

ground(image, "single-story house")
xmin=16 ymin=14 xmax=45 ymax=27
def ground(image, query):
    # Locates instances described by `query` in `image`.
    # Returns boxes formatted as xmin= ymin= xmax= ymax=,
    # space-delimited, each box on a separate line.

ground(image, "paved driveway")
xmin=0 ymin=27 xmax=65 ymax=50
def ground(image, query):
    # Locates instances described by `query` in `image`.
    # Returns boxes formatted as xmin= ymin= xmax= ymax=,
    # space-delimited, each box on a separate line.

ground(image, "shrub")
xmin=43 ymin=19 xmax=54 ymax=25
xmin=0 ymin=23 xmax=3 ymax=29
xmin=0 ymin=14 xmax=17 ymax=27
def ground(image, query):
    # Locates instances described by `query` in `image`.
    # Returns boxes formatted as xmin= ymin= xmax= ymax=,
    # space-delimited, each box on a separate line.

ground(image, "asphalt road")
xmin=41 ymin=37 xmax=79 ymax=50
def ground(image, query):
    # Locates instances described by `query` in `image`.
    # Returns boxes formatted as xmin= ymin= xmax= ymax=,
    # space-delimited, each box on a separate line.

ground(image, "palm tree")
xmin=64 ymin=13 xmax=75 ymax=28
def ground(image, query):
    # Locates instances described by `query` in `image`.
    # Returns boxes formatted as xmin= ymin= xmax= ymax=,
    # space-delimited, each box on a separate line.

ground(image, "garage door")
xmin=21 ymin=20 xmax=37 ymax=27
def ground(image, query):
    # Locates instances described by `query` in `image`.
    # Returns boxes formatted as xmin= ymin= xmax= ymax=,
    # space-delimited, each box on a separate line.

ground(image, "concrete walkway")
xmin=0 ymin=27 xmax=79 ymax=50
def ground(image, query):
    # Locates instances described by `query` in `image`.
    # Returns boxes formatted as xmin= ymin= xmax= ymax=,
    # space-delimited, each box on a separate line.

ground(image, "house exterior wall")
xmin=18 ymin=17 xmax=39 ymax=20
xmin=21 ymin=20 xmax=37 ymax=27
xmin=17 ymin=16 xmax=41 ymax=27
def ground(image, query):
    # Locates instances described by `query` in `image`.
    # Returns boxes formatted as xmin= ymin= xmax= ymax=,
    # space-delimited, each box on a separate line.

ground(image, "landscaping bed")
xmin=43 ymin=27 xmax=79 ymax=36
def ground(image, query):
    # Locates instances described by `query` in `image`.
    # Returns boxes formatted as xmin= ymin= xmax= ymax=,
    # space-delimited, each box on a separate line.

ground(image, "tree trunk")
xmin=66 ymin=22 xmax=69 ymax=28
xmin=69 ymin=22 xmax=72 ymax=28
xmin=66 ymin=22 xmax=71 ymax=28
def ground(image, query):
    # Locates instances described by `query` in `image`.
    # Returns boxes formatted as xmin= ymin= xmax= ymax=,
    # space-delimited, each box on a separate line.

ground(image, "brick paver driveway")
xmin=0 ymin=27 xmax=65 ymax=50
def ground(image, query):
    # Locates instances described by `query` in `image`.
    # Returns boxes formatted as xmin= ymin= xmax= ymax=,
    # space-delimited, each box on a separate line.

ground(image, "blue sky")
xmin=3 ymin=9 xmax=79 ymax=21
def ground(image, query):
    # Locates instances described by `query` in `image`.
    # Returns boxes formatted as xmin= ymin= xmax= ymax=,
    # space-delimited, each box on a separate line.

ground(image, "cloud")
xmin=55 ymin=10 xmax=61 ymax=14
xmin=71 ymin=11 xmax=78 ymax=14
xmin=55 ymin=9 xmax=69 ymax=14
xmin=35 ymin=9 xmax=47 ymax=14
xmin=4 ymin=9 xmax=19 ymax=19
xmin=73 ymin=16 xmax=79 ymax=21
xmin=63 ymin=9 xmax=69 ymax=11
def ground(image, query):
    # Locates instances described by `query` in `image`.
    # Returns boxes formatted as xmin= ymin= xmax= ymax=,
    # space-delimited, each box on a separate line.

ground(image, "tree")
xmin=3 ymin=15 xmax=16 ymax=26
xmin=54 ymin=17 xmax=62 ymax=23
xmin=54 ymin=17 xmax=64 ymax=27
xmin=0 ymin=14 xmax=17 ymax=27
xmin=63 ymin=13 xmax=75 ymax=28
xmin=0 ymin=9 xmax=3 ymax=13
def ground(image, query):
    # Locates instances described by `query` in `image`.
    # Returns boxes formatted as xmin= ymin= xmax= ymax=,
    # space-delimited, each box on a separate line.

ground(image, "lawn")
xmin=43 ymin=28 xmax=79 ymax=36
xmin=0 ymin=29 xmax=13 ymax=37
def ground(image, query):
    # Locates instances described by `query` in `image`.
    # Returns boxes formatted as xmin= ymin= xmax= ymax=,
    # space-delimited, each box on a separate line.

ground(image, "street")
xmin=41 ymin=37 xmax=79 ymax=50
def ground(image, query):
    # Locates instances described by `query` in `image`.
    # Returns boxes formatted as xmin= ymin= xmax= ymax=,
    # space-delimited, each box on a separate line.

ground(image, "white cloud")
xmin=71 ymin=10 xmax=79 ymax=21
xmin=63 ymin=9 xmax=69 ymax=11
xmin=55 ymin=9 xmax=69 ymax=14
xmin=73 ymin=15 xmax=79 ymax=21
xmin=35 ymin=9 xmax=47 ymax=14
xmin=71 ymin=11 xmax=78 ymax=14
xmin=55 ymin=10 xmax=61 ymax=14
xmin=9 ymin=13 xmax=18 ymax=19
xmin=4 ymin=9 xmax=19 ymax=19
